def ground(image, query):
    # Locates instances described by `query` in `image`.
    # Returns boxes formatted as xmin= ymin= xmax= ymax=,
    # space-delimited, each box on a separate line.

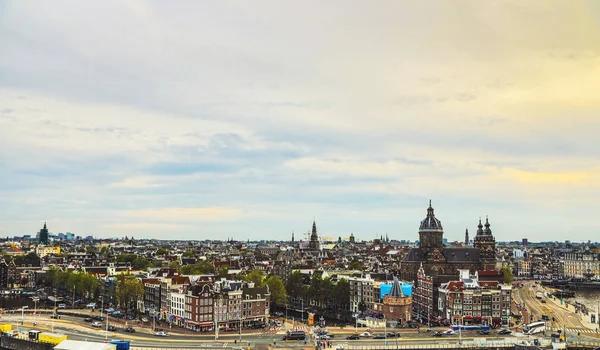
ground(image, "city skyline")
xmin=1 ymin=1 xmax=600 ymax=241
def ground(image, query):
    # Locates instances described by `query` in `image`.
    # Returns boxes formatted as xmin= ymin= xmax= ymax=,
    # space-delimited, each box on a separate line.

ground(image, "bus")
xmin=283 ymin=331 xmax=306 ymax=341
xmin=524 ymin=321 xmax=545 ymax=335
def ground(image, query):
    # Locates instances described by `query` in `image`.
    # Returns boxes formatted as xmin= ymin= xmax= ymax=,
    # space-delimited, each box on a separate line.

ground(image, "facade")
xmin=402 ymin=202 xmax=497 ymax=282
xmin=35 ymin=246 xmax=60 ymax=258
xmin=348 ymin=274 xmax=374 ymax=313
xmin=438 ymin=273 xmax=512 ymax=327
xmin=561 ymin=252 xmax=600 ymax=279
xmin=185 ymin=281 xmax=214 ymax=331
xmin=372 ymin=277 xmax=412 ymax=325
xmin=517 ymin=259 xmax=532 ymax=277
xmin=412 ymin=264 xmax=434 ymax=323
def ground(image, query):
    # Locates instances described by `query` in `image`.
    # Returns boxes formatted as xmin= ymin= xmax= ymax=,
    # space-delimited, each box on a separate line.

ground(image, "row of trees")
xmin=44 ymin=267 xmax=99 ymax=300
xmin=285 ymin=271 xmax=350 ymax=312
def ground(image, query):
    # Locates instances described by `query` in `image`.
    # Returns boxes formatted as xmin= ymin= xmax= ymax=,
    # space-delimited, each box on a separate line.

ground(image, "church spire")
xmin=311 ymin=219 xmax=318 ymax=241
xmin=465 ymin=228 xmax=469 ymax=246
xmin=291 ymin=231 xmax=295 ymax=242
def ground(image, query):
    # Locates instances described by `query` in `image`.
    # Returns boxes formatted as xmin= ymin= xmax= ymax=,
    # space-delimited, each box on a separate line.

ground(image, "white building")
xmin=561 ymin=253 xmax=600 ymax=279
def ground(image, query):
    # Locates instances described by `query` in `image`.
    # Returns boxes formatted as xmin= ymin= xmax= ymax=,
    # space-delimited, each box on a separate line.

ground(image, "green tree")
xmin=100 ymin=246 xmax=109 ymax=255
xmin=182 ymin=250 xmax=195 ymax=257
xmin=265 ymin=276 xmax=287 ymax=306
xmin=217 ymin=266 xmax=229 ymax=278
xmin=244 ymin=269 xmax=266 ymax=287
xmin=168 ymin=261 xmax=181 ymax=272
xmin=349 ymin=260 xmax=362 ymax=270
xmin=132 ymin=256 xmax=150 ymax=270
xmin=115 ymin=275 xmax=144 ymax=311
xmin=285 ymin=271 xmax=304 ymax=301
xmin=156 ymin=248 xmax=169 ymax=256
xmin=501 ymin=266 xmax=514 ymax=284
xmin=332 ymin=279 xmax=350 ymax=311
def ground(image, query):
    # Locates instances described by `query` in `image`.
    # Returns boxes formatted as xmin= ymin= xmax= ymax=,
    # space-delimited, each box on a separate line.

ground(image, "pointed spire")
xmin=43 ymin=222 xmax=47 ymax=230
xmin=484 ymin=216 xmax=492 ymax=235
xmin=465 ymin=228 xmax=469 ymax=245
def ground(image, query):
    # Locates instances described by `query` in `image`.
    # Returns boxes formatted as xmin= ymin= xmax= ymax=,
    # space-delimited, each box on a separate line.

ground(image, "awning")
xmin=198 ymin=322 xmax=213 ymax=327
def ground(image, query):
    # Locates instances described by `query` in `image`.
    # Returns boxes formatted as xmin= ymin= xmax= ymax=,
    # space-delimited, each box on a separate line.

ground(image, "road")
xmin=512 ymin=281 xmax=599 ymax=339
xmin=2 ymin=306 xmax=599 ymax=349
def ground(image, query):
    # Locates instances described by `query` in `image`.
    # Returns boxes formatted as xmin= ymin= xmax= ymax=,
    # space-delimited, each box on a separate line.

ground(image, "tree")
xmin=217 ymin=266 xmax=229 ymax=279
xmin=132 ymin=257 xmax=150 ymax=270
xmin=349 ymin=260 xmax=362 ymax=270
xmin=286 ymin=271 xmax=304 ymax=302
xmin=156 ymin=248 xmax=169 ymax=256
xmin=115 ymin=275 xmax=144 ymax=311
xmin=168 ymin=261 xmax=181 ymax=272
xmin=265 ymin=276 xmax=287 ymax=306
xmin=182 ymin=250 xmax=195 ymax=258
xmin=501 ymin=266 xmax=514 ymax=284
xmin=358 ymin=300 xmax=367 ymax=312
xmin=332 ymin=279 xmax=350 ymax=311
xmin=244 ymin=270 xmax=265 ymax=287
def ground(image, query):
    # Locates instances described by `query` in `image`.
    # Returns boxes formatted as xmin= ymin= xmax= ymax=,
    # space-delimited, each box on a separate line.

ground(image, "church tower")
xmin=473 ymin=217 xmax=496 ymax=270
xmin=39 ymin=222 xmax=49 ymax=244
xmin=309 ymin=219 xmax=320 ymax=250
xmin=418 ymin=200 xmax=444 ymax=258
xmin=465 ymin=228 xmax=469 ymax=246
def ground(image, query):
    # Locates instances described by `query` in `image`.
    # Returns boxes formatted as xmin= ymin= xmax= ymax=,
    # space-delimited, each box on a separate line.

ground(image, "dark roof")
xmin=243 ymin=287 xmax=269 ymax=299
xmin=443 ymin=248 xmax=480 ymax=262
xmin=402 ymin=248 xmax=425 ymax=262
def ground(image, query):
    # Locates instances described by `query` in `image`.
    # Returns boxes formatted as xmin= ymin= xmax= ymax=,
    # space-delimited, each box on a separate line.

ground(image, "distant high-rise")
xmin=522 ymin=238 xmax=528 ymax=246
xmin=39 ymin=222 xmax=49 ymax=244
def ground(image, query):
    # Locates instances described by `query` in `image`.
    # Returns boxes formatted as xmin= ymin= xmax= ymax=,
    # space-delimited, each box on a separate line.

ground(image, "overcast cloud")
xmin=1 ymin=0 xmax=599 ymax=241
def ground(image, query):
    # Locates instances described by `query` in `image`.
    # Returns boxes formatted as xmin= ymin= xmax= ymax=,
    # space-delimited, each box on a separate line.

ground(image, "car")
xmin=105 ymin=308 xmax=115 ymax=313
xmin=84 ymin=317 xmax=93 ymax=322
xmin=498 ymin=329 xmax=512 ymax=335
xmin=154 ymin=331 xmax=168 ymax=337
xmin=541 ymin=300 xmax=547 ymax=303
xmin=477 ymin=330 xmax=490 ymax=335
xmin=346 ymin=334 xmax=359 ymax=340
xmin=319 ymin=334 xmax=331 ymax=340
xmin=141 ymin=317 xmax=149 ymax=323
xmin=442 ymin=330 xmax=456 ymax=335
xmin=359 ymin=332 xmax=373 ymax=338
xmin=50 ymin=314 xmax=60 ymax=319
xmin=87 ymin=303 xmax=97 ymax=309
xmin=125 ymin=327 xmax=136 ymax=333
xmin=433 ymin=332 xmax=444 ymax=337
xmin=386 ymin=332 xmax=400 ymax=338
xmin=373 ymin=334 xmax=387 ymax=339
xmin=108 ymin=326 xmax=116 ymax=331
xmin=91 ymin=321 xmax=103 ymax=328
xmin=58 ymin=304 xmax=66 ymax=309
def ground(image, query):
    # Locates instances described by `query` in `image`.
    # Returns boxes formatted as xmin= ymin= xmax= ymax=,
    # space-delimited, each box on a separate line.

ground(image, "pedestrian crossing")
xmin=551 ymin=327 xmax=598 ymax=334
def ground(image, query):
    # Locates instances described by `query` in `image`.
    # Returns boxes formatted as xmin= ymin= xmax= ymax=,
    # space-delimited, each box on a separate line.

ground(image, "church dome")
xmin=419 ymin=200 xmax=443 ymax=232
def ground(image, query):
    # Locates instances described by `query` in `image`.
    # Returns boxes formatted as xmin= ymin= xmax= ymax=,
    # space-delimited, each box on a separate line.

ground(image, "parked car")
xmin=91 ymin=321 xmax=103 ymax=328
xmin=141 ymin=317 xmax=149 ymax=323
xmin=373 ymin=334 xmax=387 ymax=339
xmin=58 ymin=304 xmax=66 ymax=309
xmin=154 ymin=331 xmax=168 ymax=337
xmin=84 ymin=317 xmax=93 ymax=322
xmin=87 ymin=303 xmax=97 ymax=309
xmin=346 ymin=334 xmax=359 ymax=340
xmin=125 ymin=327 xmax=136 ymax=333
xmin=477 ymin=330 xmax=490 ymax=335
xmin=108 ymin=326 xmax=116 ymax=331
xmin=498 ymin=329 xmax=512 ymax=335
xmin=442 ymin=330 xmax=456 ymax=335
xmin=386 ymin=332 xmax=400 ymax=338
xmin=433 ymin=332 xmax=444 ymax=337
xmin=359 ymin=332 xmax=373 ymax=338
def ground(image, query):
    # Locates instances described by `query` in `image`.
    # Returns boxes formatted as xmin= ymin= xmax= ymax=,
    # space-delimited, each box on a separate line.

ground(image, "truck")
xmin=36 ymin=332 xmax=68 ymax=345
xmin=0 ymin=324 xmax=12 ymax=333
xmin=536 ymin=291 xmax=543 ymax=299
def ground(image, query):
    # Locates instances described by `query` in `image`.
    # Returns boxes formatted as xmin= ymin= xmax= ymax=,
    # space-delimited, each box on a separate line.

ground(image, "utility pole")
xmin=301 ymin=298 xmax=304 ymax=323
xmin=52 ymin=294 xmax=57 ymax=332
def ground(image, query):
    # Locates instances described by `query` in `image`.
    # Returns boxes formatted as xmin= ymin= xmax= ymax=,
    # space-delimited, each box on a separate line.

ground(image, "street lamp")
xmin=390 ymin=320 xmax=399 ymax=350
xmin=21 ymin=306 xmax=29 ymax=325
xmin=33 ymin=297 xmax=39 ymax=324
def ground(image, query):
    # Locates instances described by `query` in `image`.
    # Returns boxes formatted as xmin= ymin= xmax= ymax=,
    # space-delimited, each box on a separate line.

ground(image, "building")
xmin=437 ymin=270 xmax=512 ymax=327
xmin=561 ymin=252 xmax=600 ymax=279
xmin=39 ymin=222 xmax=49 ymax=244
xmin=517 ymin=259 xmax=532 ymax=277
xmin=35 ymin=245 xmax=61 ymax=258
xmin=372 ymin=276 xmax=412 ymax=325
xmin=309 ymin=220 xmax=320 ymax=251
xmin=348 ymin=274 xmax=374 ymax=313
xmin=412 ymin=264 xmax=434 ymax=323
xmin=185 ymin=279 xmax=214 ymax=331
xmin=401 ymin=201 xmax=497 ymax=282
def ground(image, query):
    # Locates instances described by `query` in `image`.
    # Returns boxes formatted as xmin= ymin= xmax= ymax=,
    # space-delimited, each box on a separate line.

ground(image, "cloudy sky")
xmin=1 ymin=1 xmax=599 ymax=242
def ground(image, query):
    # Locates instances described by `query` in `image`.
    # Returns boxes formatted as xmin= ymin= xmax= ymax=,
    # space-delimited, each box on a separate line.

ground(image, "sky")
xmin=1 ymin=0 xmax=599 ymax=242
